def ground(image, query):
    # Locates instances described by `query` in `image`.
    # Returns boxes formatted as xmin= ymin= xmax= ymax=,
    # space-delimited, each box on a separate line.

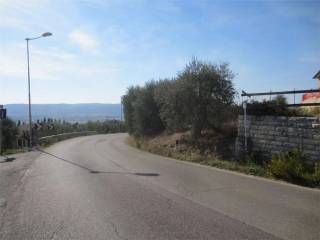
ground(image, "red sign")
xmin=302 ymin=92 xmax=320 ymax=102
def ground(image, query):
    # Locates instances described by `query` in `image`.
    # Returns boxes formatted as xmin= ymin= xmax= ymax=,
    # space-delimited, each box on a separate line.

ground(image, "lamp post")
xmin=25 ymin=32 xmax=52 ymax=149
xmin=0 ymin=105 xmax=6 ymax=156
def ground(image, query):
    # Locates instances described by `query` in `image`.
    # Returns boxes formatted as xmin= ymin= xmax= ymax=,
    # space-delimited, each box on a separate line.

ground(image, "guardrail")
xmin=38 ymin=131 xmax=97 ymax=145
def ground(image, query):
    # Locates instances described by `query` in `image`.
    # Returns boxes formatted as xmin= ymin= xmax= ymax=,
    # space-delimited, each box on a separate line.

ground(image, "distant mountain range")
xmin=4 ymin=104 xmax=122 ymax=123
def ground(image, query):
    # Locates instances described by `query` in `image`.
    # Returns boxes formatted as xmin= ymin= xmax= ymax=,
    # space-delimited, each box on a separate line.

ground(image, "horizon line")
xmin=3 ymin=102 xmax=121 ymax=105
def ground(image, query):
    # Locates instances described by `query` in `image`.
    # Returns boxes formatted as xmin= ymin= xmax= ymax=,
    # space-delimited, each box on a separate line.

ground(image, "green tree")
xmin=122 ymin=59 xmax=236 ymax=140
xmin=154 ymin=79 xmax=188 ymax=132
xmin=1 ymin=118 xmax=18 ymax=150
xmin=122 ymin=86 xmax=139 ymax=135
xmin=176 ymin=59 xmax=236 ymax=139
xmin=132 ymin=81 xmax=164 ymax=136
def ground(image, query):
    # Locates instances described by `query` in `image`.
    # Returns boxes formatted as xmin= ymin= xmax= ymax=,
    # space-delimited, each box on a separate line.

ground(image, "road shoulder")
xmin=0 ymin=151 xmax=40 ymax=237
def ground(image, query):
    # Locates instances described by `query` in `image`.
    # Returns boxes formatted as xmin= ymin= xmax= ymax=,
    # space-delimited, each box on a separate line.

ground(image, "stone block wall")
xmin=236 ymin=115 xmax=320 ymax=162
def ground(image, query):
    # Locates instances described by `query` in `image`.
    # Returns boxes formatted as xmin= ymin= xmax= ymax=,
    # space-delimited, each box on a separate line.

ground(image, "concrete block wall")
xmin=236 ymin=115 xmax=320 ymax=162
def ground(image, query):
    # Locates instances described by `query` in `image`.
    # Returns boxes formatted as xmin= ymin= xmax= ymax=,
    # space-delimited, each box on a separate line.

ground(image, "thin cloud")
xmin=69 ymin=30 xmax=98 ymax=52
xmin=0 ymin=0 xmax=72 ymax=32
xmin=0 ymin=43 xmax=118 ymax=80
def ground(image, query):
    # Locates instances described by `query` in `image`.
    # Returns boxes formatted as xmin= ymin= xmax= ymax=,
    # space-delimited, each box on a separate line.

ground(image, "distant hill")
xmin=5 ymin=104 xmax=122 ymax=123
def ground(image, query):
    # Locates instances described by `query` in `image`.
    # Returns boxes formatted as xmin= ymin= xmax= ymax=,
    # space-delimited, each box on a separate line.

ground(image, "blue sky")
xmin=0 ymin=0 xmax=319 ymax=104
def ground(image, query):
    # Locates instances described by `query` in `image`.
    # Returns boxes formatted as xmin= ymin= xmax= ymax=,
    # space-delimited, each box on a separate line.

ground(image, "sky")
xmin=0 ymin=0 xmax=319 ymax=104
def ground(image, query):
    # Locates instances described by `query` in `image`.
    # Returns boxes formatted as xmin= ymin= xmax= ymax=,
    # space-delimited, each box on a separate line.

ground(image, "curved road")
xmin=1 ymin=134 xmax=319 ymax=239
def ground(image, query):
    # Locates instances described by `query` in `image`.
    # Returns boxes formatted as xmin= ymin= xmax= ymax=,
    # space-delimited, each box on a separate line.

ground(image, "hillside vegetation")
xmin=122 ymin=58 xmax=238 ymax=142
xmin=0 ymin=118 xmax=125 ymax=154
xmin=122 ymin=59 xmax=320 ymax=188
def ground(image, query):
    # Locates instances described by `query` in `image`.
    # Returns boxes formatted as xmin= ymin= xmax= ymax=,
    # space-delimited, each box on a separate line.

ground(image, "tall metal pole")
xmin=120 ymin=103 xmax=123 ymax=121
xmin=243 ymin=101 xmax=247 ymax=154
xmin=24 ymin=32 xmax=52 ymax=149
xmin=0 ymin=117 xmax=2 ymax=156
xmin=26 ymin=39 xmax=33 ymax=149
xmin=0 ymin=106 xmax=5 ymax=156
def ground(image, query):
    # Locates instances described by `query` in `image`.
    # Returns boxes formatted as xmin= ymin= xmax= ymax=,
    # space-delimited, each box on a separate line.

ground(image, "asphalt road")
xmin=0 ymin=134 xmax=319 ymax=240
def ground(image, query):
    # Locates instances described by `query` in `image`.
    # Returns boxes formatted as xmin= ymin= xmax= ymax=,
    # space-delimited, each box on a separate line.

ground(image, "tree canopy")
xmin=1 ymin=118 xmax=18 ymax=151
xmin=122 ymin=59 xmax=237 ymax=140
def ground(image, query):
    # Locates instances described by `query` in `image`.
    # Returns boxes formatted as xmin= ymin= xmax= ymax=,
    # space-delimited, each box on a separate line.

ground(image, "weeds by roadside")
xmin=267 ymin=148 xmax=320 ymax=187
xmin=126 ymin=135 xmax=320 ymax=188
xmin=2 ymin=148 xmax=25 ymax=155
xmin=126 ymin=135 xmax=269 ymax=177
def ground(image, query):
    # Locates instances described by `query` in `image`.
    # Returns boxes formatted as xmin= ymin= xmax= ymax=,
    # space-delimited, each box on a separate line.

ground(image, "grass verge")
xmin=125 ymin=136 xmax=269 ymax=178
xmin=2 ymin=148 xmax=25 ymax=155
xmin=126 ymin=135 xmax=320 ymax=188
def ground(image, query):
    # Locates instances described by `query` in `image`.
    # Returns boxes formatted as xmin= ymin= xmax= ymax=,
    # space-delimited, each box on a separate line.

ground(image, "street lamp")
xmin=25 ymin=32 xmax=52 ymax=149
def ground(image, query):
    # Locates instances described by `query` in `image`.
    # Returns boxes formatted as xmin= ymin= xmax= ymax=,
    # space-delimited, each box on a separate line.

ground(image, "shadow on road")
xmin=35 ymin=148 xmax=159 ymax=177
xmin=0 ymin=156 xmax=16 ymax=163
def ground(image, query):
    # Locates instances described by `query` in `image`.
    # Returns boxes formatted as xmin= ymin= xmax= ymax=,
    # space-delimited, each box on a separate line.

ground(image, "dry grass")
xmin=126 ymin=133 xmax=267 ymax=177
xmin=2 ymin=148 xmax=25 ymax=155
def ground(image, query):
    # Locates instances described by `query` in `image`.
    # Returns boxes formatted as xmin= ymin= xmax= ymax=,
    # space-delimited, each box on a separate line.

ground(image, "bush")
xmin=122 ymin=59 xmax=236 ymax=139
xmin=267 ymin=148 xmax=319 ymax=186
xmin=313 ymin=162 xmax=320 ymax=186
xmin=1 ymin=118 xmax=18 ymax=151
xmin=267 ymin=148 xmax=308 ymax=182
xmin=246 ymin=150 xmax=266 ymax=166
xmin=246 ymin=95 xmax=310 ymax=117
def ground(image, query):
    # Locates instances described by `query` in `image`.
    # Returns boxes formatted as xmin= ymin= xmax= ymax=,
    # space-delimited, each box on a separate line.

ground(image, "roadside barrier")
xmin=38 ymin=131 xmax=97 ymax=145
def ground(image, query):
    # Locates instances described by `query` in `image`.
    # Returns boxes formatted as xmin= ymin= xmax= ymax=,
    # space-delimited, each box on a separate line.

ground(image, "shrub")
xmin=1 ymin=118 xmax=18 ymax=151
xmin=122 ymin=59 xmax=236 ymax=140
xmin=267 ymin=148 xmax=309 ymax=184
xmin=246 ymin=95 xmax=310 ymax=117
xmin=313 ymin=162 xmax=320 ymax=186
xmin=246 ymin=150 xmax=266 ymax=166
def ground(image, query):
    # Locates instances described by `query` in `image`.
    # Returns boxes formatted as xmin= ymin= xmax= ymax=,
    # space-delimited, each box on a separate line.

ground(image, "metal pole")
xmin=241 ymin=88 xmax=320 ymax=97
xmin=24 ymin=32 xmax=52 ymax=149
xmin=120 ymin=103 xmax=123 ymax=121
xmin=26 ymin=39 xmax=33 ymax=149
xmin=0 ymin=106 xmax=6 ymax=156
xmin=243 ymin=101 xmax=247 ymax=154
xmin=269 ymin=90 xmax=271 ymax=101
xmin=0 ymin=117 xmax=2 ymax=156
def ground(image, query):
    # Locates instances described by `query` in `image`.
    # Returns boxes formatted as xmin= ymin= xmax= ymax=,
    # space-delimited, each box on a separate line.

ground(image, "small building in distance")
xmin=301 ymin=70 xmax=320 ymax=104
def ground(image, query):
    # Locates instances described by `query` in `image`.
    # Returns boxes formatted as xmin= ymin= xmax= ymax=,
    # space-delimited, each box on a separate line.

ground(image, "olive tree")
xmin=176 ymin=59 xmax=236 ymax=139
